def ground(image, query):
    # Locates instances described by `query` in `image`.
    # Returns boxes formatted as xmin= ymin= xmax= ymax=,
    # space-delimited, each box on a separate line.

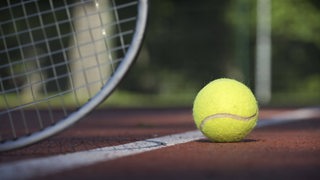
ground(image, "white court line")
xmin=0 ymin=107 xmax=319 ymax=180
xmin=257 ymin=107 xmax=320 ymax=127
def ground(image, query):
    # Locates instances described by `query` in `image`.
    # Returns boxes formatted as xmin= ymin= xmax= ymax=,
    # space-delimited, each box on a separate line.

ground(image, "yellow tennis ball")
xmin=193 ymin=78 xmax=259 ymax=142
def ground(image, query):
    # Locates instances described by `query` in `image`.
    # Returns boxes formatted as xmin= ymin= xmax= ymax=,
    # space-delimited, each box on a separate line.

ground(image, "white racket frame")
xmin=0 ymin=0 xmax=148 ymax=152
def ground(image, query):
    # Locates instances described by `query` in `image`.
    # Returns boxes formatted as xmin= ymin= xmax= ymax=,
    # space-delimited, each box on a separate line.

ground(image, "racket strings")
xmin=0 ymin=0 xmax=139 ymax=143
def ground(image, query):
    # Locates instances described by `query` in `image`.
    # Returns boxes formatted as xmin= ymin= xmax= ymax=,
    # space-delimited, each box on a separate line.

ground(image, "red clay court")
xmin=1 ymin=1 xmax=319 ymax=180
xmin=1 ymin=107 xmax=320 ymax=180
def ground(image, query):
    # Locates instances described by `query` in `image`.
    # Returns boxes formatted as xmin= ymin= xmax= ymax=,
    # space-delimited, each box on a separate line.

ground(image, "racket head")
xmin=0 ymin=0 xmax=148 ymax=151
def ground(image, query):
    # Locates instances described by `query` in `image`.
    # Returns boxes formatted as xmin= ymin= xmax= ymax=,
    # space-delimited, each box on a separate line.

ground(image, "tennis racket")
xmin=0 ymin=0 xmax=148 ymax=151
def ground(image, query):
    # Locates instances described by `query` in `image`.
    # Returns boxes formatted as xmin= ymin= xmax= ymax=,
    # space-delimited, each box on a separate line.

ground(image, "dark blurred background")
xmin=1 ymin=0 xmax=319 ymax=107
xmin=115 ymin=0 xmax=320 ymax=107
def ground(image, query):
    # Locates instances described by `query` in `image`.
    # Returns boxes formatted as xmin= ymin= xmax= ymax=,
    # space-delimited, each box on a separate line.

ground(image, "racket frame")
xmin=0 ymin=0 xmax=148 ymax=152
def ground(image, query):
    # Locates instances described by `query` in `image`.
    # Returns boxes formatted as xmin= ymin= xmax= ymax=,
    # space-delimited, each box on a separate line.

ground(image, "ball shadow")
xmin=196 ymin=138 xmax=258 ymax=143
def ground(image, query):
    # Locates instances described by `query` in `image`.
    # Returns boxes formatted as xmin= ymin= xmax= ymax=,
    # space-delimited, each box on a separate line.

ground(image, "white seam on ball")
xmin=200 ymin=112 xmax=258 ymax=131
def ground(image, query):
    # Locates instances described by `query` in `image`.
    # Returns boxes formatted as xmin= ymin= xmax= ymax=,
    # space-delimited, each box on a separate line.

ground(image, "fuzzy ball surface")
xmin=193 ymin=78 xmax=259 ymax=142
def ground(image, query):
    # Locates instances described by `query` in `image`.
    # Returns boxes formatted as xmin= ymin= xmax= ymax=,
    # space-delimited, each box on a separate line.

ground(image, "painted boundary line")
xmin=0 ymin=107 xmax=319 ymax=180
xmin=0 ymin=131 xmax=203 ymax=180
xmin=257 ymin=107 xmax=320 ymax=127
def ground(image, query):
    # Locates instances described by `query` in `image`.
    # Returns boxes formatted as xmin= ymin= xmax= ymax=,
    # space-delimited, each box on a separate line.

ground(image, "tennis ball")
xmin=193 ymin=78 xmax=258 ymax=142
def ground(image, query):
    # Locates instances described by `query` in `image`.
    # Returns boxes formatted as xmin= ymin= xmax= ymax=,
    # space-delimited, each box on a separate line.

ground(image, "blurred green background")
xmin=1 ymin=0 xmax=319 ymax=108
xmin=108 ymin=0 xmax=320 ymax=107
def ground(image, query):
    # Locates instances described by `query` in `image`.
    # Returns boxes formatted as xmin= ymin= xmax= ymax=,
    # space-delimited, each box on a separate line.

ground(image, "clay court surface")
xmin=1 ymin=107 xmax=320 ymax=180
